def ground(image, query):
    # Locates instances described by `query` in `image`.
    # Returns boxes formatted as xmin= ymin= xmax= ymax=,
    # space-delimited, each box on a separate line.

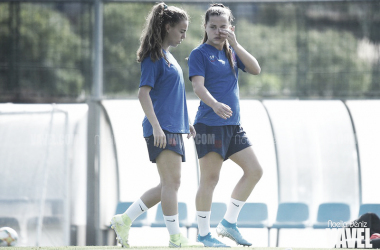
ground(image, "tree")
xmin=236 ymin=15 xmax=371 ymax=98
xmin=103 ymin=3 xmax=152 ymax=96
xmin=0 ymin=3 xmax=84 ymax=102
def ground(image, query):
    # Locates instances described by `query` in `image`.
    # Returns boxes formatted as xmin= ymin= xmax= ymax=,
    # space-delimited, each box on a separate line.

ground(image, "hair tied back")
xmin=211 ymin=3 xmax=225 ymax=8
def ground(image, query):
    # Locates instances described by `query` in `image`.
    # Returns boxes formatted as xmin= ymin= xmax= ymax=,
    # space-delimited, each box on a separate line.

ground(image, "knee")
xmin=156 ymin=183 xmax=162 ymax=190
xmin=173 ymin=178 xmax=181 ymax=191
xmin=161 ymin=176 xmax=181 ymax=192
xmin=200 ymin=173 xmax=220 ymax=190
xmin=245 ymin=163 xmax=263 ymax=182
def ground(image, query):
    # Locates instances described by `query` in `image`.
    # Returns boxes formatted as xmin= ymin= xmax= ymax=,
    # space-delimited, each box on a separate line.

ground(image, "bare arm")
xmin=233 ymin=43 xmax=261 ymax=75
xmin=220 ymin=27 xmax=261 ymax=75
xmin=191 ymin=75 xmax=233 ymax=120
xmin=138 ymin=86 xmax=166 ymax=148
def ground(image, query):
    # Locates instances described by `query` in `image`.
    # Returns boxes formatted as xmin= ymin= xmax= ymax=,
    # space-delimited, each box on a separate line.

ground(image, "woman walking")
xmin=110 ymin=3 xmax=202 ymax=248
xmin=188 ymin=3 xmax=263 ymax=247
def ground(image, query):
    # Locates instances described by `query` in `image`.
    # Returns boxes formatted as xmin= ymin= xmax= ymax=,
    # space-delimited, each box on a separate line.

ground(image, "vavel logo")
xmin=326 ymin=220 xmax=372 ymax=248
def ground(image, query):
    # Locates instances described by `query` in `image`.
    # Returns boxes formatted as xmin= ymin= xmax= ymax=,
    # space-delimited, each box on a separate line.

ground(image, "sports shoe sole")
xmin=169 ymin=241 xmax=181 ymax=248
xmin=110 ymin=216 xmax=130 ymax=248
xmin=169 ymin=240 xmax=205 ymax=248
xmin=197 ymin=235 xmax=230 ymax=247
xmin=216 ymin=225 xmax=251 ymax=247
xmin=169 ymin=242 xmax=205 ymax=247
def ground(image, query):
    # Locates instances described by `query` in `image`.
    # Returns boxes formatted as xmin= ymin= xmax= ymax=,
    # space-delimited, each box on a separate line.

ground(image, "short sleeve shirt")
xmin=139 ymin=50 xmax=189 ymax=137
xmin=188 ymin=43 xmax=246 ymax=126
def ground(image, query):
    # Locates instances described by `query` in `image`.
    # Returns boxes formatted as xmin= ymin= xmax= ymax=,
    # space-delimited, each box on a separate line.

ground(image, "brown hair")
xmin=137 ymin=2 xmax=188 ymax=63
xmin=202 ymin=3 xmax=235 ymax=74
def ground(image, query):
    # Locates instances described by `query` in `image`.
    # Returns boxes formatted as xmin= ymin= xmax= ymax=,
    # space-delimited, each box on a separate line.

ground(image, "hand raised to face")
xmin=219 ymin=26 xmax=237 ymax=48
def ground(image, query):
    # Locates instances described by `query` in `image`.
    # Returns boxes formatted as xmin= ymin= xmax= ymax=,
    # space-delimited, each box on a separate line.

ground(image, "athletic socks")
xmin=124 ymin=198 xmax=148 ymax=222
xmin=164 ymin=214 xmax=181 ymax=235
xmin=125 ymin=199 xmax=246 ymax=235
xmin=197 ymin=199 xmax=244 ymax=236
xmin=224 ymin=198 xmax=245 ymax=224
xmin=197 ymin=211 xmax=211 ymax=236
xmin=124 ymin=199 xmax=181 ymax=235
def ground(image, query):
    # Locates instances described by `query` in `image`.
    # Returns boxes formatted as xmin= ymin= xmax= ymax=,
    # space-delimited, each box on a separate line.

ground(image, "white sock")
xmin=164 ymin=214 xmax=181 ymax=235
xmin=224 ymin=198 xmax=245 ymax=224
xmin=124 ymin=198 xmax=148 ymax=222
xmin=197 ymin=211 xmax=211 ymax=237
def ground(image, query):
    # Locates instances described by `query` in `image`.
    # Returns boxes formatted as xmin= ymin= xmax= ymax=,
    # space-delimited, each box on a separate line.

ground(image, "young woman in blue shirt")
xmin=110 ymin=3 xmax=201 ymax=248
xmin=188 ymin=3 xmax=263 ymax=247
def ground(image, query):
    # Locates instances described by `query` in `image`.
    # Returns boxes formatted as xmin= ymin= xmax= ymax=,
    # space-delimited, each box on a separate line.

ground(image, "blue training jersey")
xmin=188 ymin=43 xmax=246 ymax=126
xmin=139 ymin=50 xmax=189 ymax=137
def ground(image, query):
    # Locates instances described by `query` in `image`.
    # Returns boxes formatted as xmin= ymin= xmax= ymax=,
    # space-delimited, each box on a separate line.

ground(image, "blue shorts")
xmin=144 ymin=131 xmax=186 ymax=163
xmin=193 ymin=123 xmax=252 ymax=161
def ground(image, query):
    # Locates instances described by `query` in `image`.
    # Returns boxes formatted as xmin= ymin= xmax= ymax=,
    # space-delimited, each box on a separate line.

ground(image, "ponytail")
xmin=137 ymin=2 xmax=188 ymax=63
xmin=223 ymin=42 xmax=236 ymax=77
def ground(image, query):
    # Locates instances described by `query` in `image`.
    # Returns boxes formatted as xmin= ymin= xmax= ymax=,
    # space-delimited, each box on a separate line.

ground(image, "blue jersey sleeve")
xmin=188 ymin=49 xmax=206 ymax=81
xmin=139 ymin=57 xmax=161 ymax=88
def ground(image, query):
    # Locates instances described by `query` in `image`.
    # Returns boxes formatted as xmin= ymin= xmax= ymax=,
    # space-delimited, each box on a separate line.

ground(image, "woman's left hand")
xmin=187 ymin=124 xmax=196 ymax=139
xmin=219 ymin=26 xmax=237 ymax=48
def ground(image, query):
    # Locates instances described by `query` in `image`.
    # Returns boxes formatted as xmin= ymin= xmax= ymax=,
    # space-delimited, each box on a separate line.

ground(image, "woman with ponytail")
xmin=188 ymin=3 xmax=262 ymax=247
xmin=110 ymin=3 xmax=202 ymax=248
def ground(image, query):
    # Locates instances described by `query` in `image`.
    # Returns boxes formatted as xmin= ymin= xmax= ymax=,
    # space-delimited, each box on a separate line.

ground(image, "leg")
xmin=110 ymin=185 xmax=162 ymax=248
xmin=156 ymin=150 xmax=203 ymax=247
xmin=140 ymin=183 xmax=162 ymax=208
xmin=276 ymin=228 xmax=280 ymax=247
xmin=110 ymin=150 xmax=181 ymax=247
xmin=156 ymin=150 xmax=182 ymax=216
xmin=216 ymin=147 xmax=262 ymax=247
xmin=229 ymin=146 xmax=263 ymax=201
xmin=120 ymin=183 xmax=161 ymax=223
xmin=196 ymin=152 xmax=224 ymax=211
xmin=196 ymin=152 xmax=229 ymax=247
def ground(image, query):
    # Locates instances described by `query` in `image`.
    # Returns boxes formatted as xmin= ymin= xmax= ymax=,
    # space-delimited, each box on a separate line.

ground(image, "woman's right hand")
xmin=153 ymin=125 xmax=166 ymax=148
xmin=211 ymin=102 xmax=233 ymax=119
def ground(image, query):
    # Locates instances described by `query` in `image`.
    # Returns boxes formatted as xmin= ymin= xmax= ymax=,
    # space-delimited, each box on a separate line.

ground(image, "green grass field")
xmin=3 ymin=247 xmax=351 ymax=250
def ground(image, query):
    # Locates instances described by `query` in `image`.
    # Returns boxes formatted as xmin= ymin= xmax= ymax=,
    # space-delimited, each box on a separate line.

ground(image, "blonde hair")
xmin=202 ymin=3 xmax=235 ymax=74
xmin=137 ymin=2 xmax=188 ymax=63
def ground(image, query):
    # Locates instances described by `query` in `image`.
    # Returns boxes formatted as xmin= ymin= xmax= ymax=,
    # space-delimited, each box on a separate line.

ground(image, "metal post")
xmin=36 ymin=105 xmax=55 ymax=246
xmin=342 ymin=101 xmax=362 ymax=207
xmin=63 ymin=109 xmax=70 ymax=246
xmin=86 ymin=0 xmax=103 ymax=246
